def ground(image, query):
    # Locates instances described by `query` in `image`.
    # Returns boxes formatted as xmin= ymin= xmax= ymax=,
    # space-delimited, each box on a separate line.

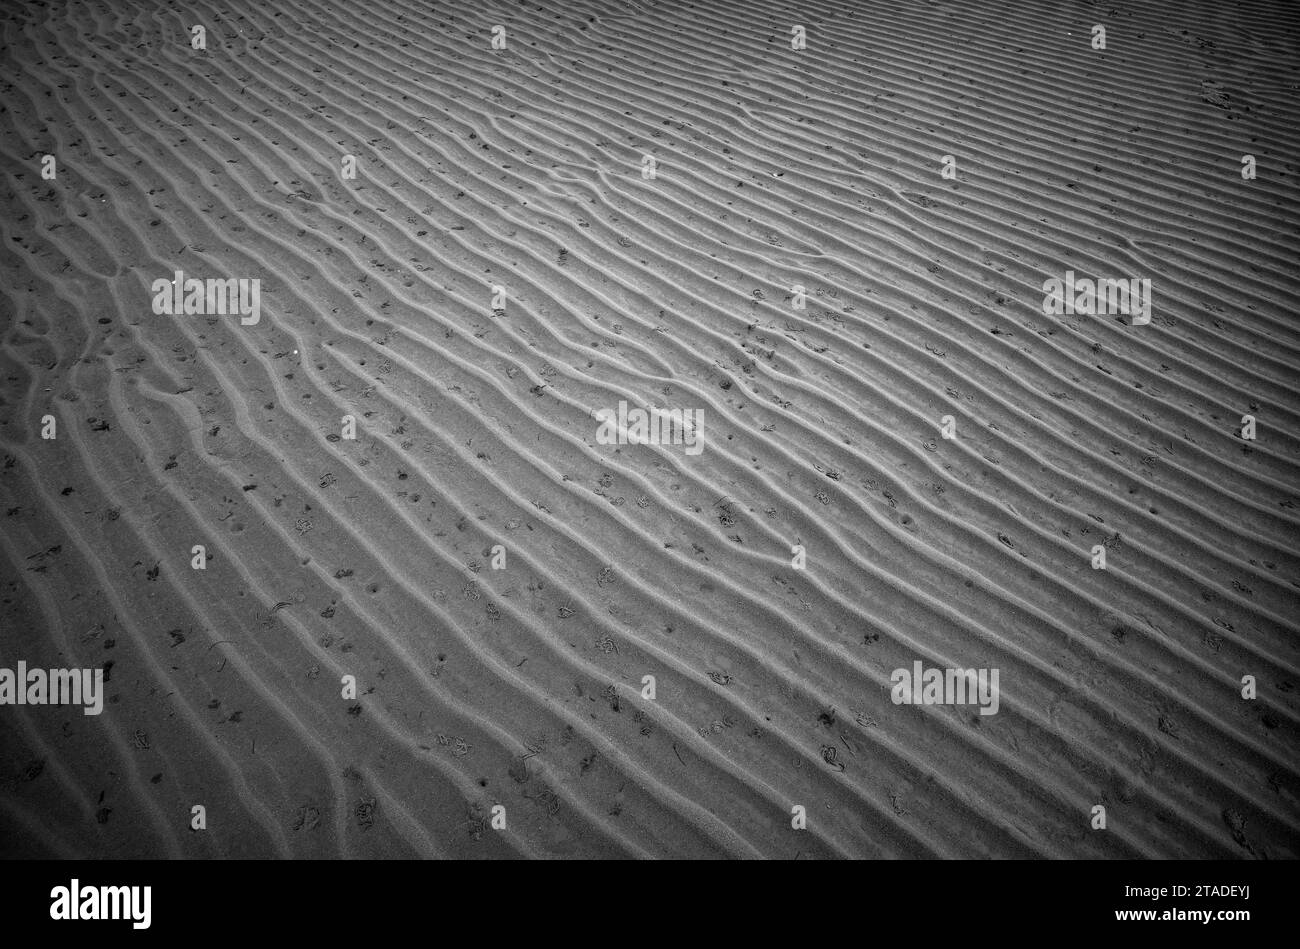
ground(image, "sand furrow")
xmin=1 ymin=0 xmax=1296 ymax=859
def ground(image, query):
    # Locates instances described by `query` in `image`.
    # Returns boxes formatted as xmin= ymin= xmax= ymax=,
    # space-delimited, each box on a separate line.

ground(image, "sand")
xmin=0 ymin=0 xmax=1297 ymax=859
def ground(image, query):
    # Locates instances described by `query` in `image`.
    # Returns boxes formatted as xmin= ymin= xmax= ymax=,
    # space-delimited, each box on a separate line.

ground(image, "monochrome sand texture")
xmin=1 ymin=0 xmax=1298 ymax=859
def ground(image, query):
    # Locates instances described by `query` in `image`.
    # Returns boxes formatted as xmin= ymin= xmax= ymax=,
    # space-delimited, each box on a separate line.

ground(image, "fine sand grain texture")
xmin=1 ymin=0 xmax=1297 ymax=859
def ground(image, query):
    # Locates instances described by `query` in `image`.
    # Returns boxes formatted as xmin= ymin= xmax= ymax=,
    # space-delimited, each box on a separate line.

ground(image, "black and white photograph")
xmin=0 ymin=0 xmax=1294 ymax=930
